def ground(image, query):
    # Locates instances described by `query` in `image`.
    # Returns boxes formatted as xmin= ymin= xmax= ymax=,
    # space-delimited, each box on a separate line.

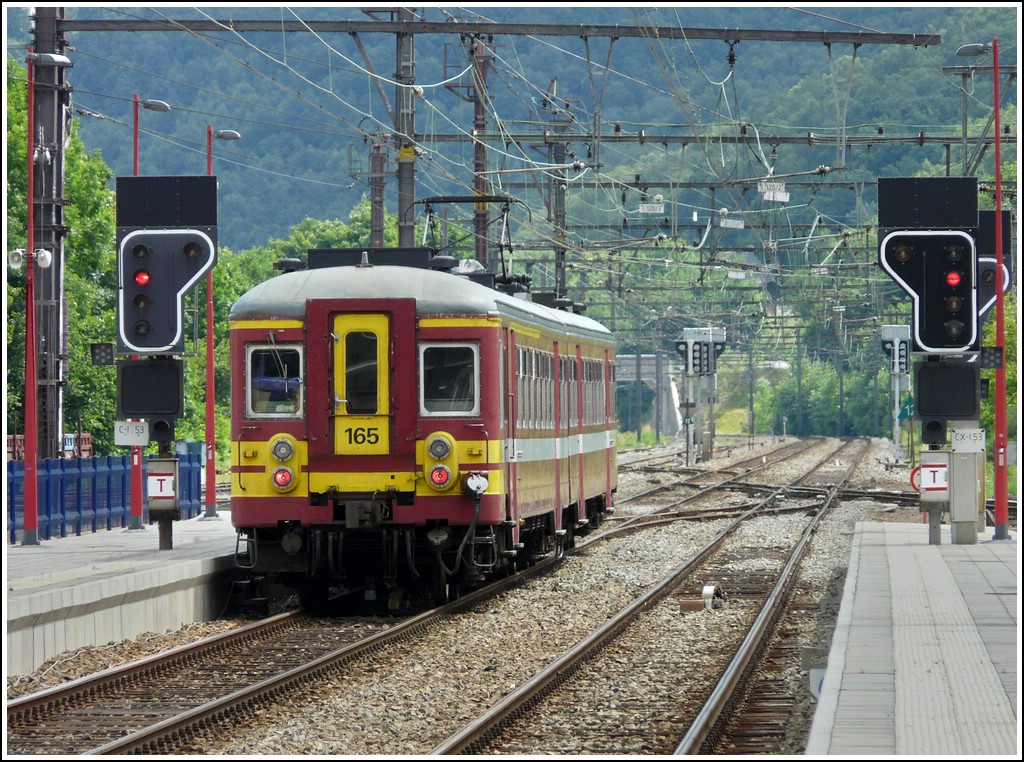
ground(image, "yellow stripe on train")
xmin=307 ymin=470 xmax=505 ymax=496
xmin=229 ymin=319 xmax=305 ymax=330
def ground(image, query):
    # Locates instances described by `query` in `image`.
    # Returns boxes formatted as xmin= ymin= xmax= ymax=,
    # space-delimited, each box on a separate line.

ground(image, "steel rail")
xmin=673 ymin=438 xmax=871 ymax=754
xmin=429 ymin=439 xmax=865 ymax=754
xmin=7 ymin=610 xmax=302 ymax=722
xmin=80 ymin=558 xmax=556 ymax=755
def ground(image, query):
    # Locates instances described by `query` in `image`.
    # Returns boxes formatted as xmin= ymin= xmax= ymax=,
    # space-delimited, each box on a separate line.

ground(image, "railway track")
xmin=6 ymin=562 xmax=554 ymax=755
xmin=614 ymin=437 xmax=825 ymax=508
xmin=609 ymin=437 xmax=844 ymax=531
xmin=428 ymin=439 xmax=870 ymax=754
xmin=680 ymin=437 xmax=871 ymax=754
xmin=6 ymin=613 xmax=387 ymax=754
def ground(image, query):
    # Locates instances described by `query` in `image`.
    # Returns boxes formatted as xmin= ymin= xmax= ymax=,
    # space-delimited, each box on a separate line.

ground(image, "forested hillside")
xmin=5 ymin=6 xmax=1017 ymax=248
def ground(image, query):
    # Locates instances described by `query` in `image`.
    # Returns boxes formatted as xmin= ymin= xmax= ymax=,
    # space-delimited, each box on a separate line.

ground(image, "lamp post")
xmin=24 ymin=50 xmax=39 ymax=546
xmin=129 ymin=95 xmax=170 ymax=530
xmin=132 ymin=95 xmax=171 ymax=176
xmin=958 ymin=39 xmax=1009 ymax=540
xmin=17 ymin=50 xmax=65 ymax=545
xmin=202 ymin=126 xmax=240 ymax=520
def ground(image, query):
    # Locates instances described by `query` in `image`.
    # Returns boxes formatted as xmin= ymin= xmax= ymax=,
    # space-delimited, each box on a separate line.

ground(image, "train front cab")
xmin=231 ymin=298 xmax=512 ymax=603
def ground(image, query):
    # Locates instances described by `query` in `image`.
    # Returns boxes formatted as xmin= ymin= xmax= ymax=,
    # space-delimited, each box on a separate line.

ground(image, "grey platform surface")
xmin=806 ymin=521 xmax=1019 ymax=756
xmin=5 ymin=511 xmax=238 ymax=589
xmin=4 ymin=512 xmax=239 ymax=675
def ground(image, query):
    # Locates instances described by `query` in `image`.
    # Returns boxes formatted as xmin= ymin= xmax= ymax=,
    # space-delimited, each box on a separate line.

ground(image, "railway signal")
xmin=691 ymin=341 xmax=704 ymax=375
xmin=914 ymin=360 xmax=979 ymax=445
xmin=675 ymin=340 xmax=689 ymax=375
xmin=879 ymin=229 xmax=977 ymax=353
xmin=896 ymin=339 xmax=909 ymax=373
xmin=116 ymin=228 xmax=216 ymax=354
xmin=116 ymin=357 xmax=184 ymax=443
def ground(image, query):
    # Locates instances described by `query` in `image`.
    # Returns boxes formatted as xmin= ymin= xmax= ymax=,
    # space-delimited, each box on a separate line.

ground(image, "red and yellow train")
xmin=229 ymin=249 xmax=617 ymax=607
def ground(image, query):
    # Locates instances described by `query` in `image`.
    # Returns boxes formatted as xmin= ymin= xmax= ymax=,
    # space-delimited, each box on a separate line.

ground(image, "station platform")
xmin=4 ymin=510 xmax=239 ymax=676
xmin=806 ymin=522 xmax=1019 ymax=756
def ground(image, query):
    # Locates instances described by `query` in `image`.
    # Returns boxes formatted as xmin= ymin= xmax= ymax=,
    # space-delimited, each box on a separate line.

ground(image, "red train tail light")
xmin=429 ymin=465 xmax=452 ymax=489
xmin=272 ymin=466 xmax=295 ymax=491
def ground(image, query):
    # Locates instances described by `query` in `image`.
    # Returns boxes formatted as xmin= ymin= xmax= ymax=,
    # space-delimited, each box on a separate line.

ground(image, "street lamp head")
xmin=26 ymin=52 xmax=72 ymax=67
xmin=214 ymin=129 xmax=241 ymax=141
xmin=141 ymin=99 xmax=171 ymax=112
xmin=956 ymin=42 xmax=993 ymax=57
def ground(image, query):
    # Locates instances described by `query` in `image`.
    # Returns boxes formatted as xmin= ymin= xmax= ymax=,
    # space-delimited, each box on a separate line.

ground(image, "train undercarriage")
xmin=234 ymin=494 xmax=611 ymax=612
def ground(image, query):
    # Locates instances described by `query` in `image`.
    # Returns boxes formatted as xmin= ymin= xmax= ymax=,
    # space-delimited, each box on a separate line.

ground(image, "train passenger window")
xmin=421 ymin=343 xmax=479 ymax=416
xmin=346 ymin=332 xmax=378 ymax=414
xmin=248 ymin=345 xmax=303 ymax=417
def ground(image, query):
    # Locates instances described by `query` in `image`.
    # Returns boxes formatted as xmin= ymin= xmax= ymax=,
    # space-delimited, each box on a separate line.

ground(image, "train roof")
xmin=230 ymin=264 xmax=614 ymax=342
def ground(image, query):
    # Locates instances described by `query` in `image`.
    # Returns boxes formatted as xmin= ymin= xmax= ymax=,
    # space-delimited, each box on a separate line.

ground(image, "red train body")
xmin=229 ymin=252 xmax=617 ymax=606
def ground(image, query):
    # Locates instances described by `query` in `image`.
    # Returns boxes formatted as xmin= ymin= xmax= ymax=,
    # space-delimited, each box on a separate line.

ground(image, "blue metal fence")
xmin=7 ymin=454 xmax=203 ymax=544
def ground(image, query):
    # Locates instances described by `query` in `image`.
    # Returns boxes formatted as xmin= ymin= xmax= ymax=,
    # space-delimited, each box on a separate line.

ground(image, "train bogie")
xmin=229 ymin=251 xmax=617 ymax=608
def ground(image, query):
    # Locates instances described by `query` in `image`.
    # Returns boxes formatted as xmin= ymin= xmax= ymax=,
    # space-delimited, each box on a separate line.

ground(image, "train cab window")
xmin=248 ymin=345 xmax=303 ymax=417
xmin=421 ymin=343 xmax=479 ymax=416
xmin=346 ymin=331 xmax=378 ymax=414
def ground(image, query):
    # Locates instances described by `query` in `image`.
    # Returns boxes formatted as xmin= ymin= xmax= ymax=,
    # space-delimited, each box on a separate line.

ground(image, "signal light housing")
xmin=675 ymin=340 xmax=690 ymax=375
xmin=879 ymin=230 xmax=977 ymax=354
xmin=116 ymin=228 xmax=217 ymax=354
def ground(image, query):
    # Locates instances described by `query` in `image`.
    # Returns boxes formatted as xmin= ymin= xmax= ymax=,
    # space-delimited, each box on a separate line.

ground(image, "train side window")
xmin=421 ymin=343 xmax=479 ymax=416
xmin=248 ymin=345 xmax=303 ymax=417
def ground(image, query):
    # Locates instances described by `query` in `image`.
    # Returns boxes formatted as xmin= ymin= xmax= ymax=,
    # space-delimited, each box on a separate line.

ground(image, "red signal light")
xmin=134 ymin=269 xmax=151 ymax=286
xmin=945 ymin=271 xmax=962 ymax=288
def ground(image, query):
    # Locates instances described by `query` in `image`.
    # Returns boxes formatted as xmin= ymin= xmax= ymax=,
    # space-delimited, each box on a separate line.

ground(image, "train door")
xmin=553 ymin=341 xmax=563 ymax=525
xmin=332 ymin=313 xmax=390 ymax=455
xmin=505 ymin=329 xmax=520 ymax=535
xmin=605 ymin=348 xmax=615 ymax=502
xmin=575 ymin=344 xmax=585 ymax=514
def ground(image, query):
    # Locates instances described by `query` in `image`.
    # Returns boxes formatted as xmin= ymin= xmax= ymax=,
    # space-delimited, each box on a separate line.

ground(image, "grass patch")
xmin=715 ymin=407 xmax=748 ymax=435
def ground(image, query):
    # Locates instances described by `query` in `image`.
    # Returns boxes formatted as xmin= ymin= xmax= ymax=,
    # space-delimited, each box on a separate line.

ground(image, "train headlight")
xmin=427 ymin=436 xmax=451 ymax=460
xmin=429 ymin=465 xmax=452 ymax=489
xmin=271 ymin=437 xmax=295 ymax=461
xmin=272 ymin=466 xmax=296 ymax=491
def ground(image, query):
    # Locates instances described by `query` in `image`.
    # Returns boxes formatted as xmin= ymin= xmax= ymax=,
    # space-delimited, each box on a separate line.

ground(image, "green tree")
xmin=750 ymin=355 xmax=886 ymax=438
xmin=980 ymin=291 xmax=1017 ymax=447
xmin=6 ymin=58 xmax=29 ymax=431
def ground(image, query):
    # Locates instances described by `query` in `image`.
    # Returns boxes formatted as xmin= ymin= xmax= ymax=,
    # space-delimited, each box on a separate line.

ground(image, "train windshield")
xmin=346 ymin=331 xmax=378 ymax=414
xmin=420 ymin=343 xmax=479 ymax=415
xmin=248 ymin=344 xmax=303 ymax=416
